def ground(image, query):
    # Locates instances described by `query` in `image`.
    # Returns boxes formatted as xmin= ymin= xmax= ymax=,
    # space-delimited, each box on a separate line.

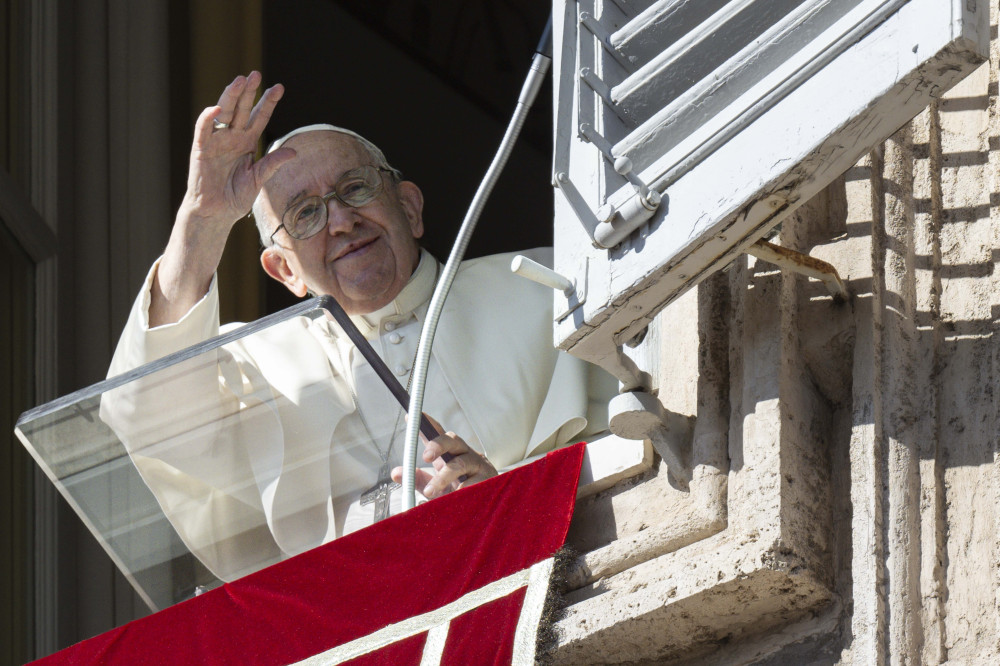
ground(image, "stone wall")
xmin=551 ymin=8 xmax=1000 ymax=665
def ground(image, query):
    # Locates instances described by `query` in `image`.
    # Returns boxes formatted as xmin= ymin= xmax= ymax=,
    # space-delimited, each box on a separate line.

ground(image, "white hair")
xmin=252 ymin=124 xmax=399 ymax=247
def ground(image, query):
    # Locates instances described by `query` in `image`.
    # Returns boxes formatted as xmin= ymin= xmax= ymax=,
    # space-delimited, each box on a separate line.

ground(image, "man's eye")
xmin=340 ymin=180 xmax=368 ymax=198
xmin=292 ymin=202 xmax=323 ymax=224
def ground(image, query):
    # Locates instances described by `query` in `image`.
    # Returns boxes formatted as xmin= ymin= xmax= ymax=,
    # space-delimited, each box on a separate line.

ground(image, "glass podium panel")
xmin=15 ymin=297 xmax=423 ymax=612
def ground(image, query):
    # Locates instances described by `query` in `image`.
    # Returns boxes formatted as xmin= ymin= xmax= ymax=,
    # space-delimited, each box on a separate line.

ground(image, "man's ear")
xmin=261 ymin=247 xmax=308 ymax=298
xmin=396 ymin=181 xmax=425 ymax=239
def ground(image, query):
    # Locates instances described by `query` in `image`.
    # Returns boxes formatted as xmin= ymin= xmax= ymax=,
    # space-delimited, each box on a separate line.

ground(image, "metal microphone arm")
xmin=400 ymin=15 xmax=554 ymax=511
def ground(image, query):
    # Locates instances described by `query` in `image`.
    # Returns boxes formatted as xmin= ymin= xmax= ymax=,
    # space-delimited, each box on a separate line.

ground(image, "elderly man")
xmin=107 ymin=72 xmax=611 ymax=581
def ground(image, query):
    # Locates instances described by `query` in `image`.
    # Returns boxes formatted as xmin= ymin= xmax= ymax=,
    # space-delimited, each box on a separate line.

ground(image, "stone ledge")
xmin=550 ymin=529 xmax=834 ymax=664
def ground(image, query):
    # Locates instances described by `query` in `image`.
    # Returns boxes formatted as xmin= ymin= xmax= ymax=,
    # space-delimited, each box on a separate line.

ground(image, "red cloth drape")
xmin=36 ymin=443 xmax=585 ymax=665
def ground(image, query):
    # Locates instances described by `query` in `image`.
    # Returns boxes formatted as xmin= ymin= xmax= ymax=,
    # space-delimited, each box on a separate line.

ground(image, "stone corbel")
xmin=607 ymin=390 xmax=694 ymax=482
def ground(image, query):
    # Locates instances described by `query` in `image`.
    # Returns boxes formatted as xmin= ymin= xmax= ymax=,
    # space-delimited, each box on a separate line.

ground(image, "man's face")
xmin=259 ymin=132 xmax=424 ymax=314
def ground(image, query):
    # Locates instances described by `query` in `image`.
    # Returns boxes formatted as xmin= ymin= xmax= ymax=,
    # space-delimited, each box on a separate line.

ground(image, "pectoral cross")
xmin=360 ymin=460 xmax=401 ymax=522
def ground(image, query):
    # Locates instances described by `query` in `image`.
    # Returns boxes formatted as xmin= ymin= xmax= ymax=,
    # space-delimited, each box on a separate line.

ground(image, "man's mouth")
xmin=330 ymin=236 xmax=378 ymax=262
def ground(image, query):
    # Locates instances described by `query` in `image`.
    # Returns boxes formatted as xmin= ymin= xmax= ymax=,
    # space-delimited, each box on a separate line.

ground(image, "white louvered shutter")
xmin=551 ymin=0 xmax=988 ymax=357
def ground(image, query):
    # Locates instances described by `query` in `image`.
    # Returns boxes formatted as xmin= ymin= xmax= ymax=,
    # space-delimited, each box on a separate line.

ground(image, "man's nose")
xmin=325 ymin=197 xmax=358 ymax=235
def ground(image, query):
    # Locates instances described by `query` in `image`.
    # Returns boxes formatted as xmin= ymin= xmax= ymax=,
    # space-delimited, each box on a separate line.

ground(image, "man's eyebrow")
xmin=283 ymin=189 xmax=311 ymax=210
xmin=281 ymin=165 xmax=366 ymax=210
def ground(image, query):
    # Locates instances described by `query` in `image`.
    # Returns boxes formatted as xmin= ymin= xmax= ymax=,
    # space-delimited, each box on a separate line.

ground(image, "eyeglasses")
xmin=269 ymin=165 xmax=401 ymax=244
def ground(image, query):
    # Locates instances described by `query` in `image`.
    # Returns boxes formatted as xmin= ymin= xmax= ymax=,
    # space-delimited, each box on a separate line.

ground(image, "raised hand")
xmin=182 ymin=71 xmax=294 ymax=226
xmin=151 ymin=72 xmax=295 ymax=327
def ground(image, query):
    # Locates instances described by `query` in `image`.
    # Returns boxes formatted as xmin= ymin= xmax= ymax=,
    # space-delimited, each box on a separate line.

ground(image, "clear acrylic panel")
xmin=15 ymin=297 xmax=424 ymax=611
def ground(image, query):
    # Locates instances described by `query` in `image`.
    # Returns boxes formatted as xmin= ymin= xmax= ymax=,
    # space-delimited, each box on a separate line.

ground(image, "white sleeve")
xmin=108 ymin=256 xmax=222 ymax=377
xmin=101 ymin=257 xmax=282 ymax=581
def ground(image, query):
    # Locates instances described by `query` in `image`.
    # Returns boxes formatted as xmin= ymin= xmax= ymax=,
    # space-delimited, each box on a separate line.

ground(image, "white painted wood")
xmin=611 ymin=0 xmax=802 ymax=125
xmin=576 ymin=434 xmax=653 ymax=498
xmin=552 ymin=0 xmax=988 ymax=370
xmin=611 ymin=0 xmax=907 ymax=206
xmin=606 ymin=0 xmax=660 ymax=16
xmin=613 ymin=0 xmax=861 ymax=176
xmin=501 ymin=434 xmax=653 ymax=499
xmin=611 ymin=0 xmax=729 ymax=65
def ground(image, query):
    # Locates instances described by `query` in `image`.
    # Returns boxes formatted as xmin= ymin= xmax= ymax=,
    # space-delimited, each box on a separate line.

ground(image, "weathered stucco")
xmin=549 ymin=7 xmax=1000 ymax=665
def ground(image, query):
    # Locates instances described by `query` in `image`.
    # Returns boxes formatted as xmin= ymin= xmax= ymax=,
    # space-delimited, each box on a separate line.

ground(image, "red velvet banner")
xmin=35 ymin=443 xmax=585 ymax=665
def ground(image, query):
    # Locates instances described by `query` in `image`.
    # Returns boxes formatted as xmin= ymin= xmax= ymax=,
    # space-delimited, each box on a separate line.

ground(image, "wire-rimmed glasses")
xmin=269 ymin=165 xmax=401 ymax=244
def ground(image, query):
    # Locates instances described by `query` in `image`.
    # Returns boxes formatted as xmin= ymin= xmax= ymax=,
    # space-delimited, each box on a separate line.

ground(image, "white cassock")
xmin=102 ymin=248 xmax=614 ymax=581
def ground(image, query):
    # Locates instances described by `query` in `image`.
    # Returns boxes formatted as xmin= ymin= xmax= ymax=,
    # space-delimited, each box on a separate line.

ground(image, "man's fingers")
xmin=414 ymin=469 xmax=435 ymax=492
xmin=390 ymin=466 xmax=438 ymax=504
xmin=421 ymin=429 xmax=467 ymax=461
xmin=208 ymin=73 xmax=272 ymax=137
xmin=421 ymin=451 xmax=492 ymax=499
xmin=213 ymin=75 xmax=248 ymax=126
xmin=422 ymin=413 xmax=445 ymax=432
xmin=231 ymin=71 xmax=262 ymax=130
xmin=391 ymin=434 xmax=498 ymax=501
xmin=193 ymin=106 xmax=224 ymax=150
xmin=416 ymin=412 xmax=446 ymax=441
xmin=247 ymin=84 xmax=284 ymax=137
xmin=391 ymin=466 xmax=435 ymax=489
xmin=421 ymin=433 xmax=497 ymax=498
xmin=252 ymin=147 xmax=296 ymax=190
xmin=395 ymin=416 xmax=495 ymax=500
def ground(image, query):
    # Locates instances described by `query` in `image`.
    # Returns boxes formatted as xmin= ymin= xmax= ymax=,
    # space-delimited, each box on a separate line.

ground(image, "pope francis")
xmin=104 ymin=72 xmax=612 ymax=581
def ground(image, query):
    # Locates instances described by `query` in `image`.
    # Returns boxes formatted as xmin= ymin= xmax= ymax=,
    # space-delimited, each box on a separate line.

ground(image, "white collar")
xmin=345 ymin=248 xmax=437 ymax=339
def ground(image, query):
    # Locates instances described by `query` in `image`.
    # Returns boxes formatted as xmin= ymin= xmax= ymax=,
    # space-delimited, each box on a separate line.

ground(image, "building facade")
xmin=550 ymin=10 xmax=1000 ymax=662
xmin=4 ymin=2 xmax=1000 ymax=663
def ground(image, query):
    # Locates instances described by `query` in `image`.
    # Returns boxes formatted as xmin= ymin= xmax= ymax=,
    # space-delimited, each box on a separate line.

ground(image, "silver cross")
xmin=360 ymin=460 xmax=401 ymax=522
